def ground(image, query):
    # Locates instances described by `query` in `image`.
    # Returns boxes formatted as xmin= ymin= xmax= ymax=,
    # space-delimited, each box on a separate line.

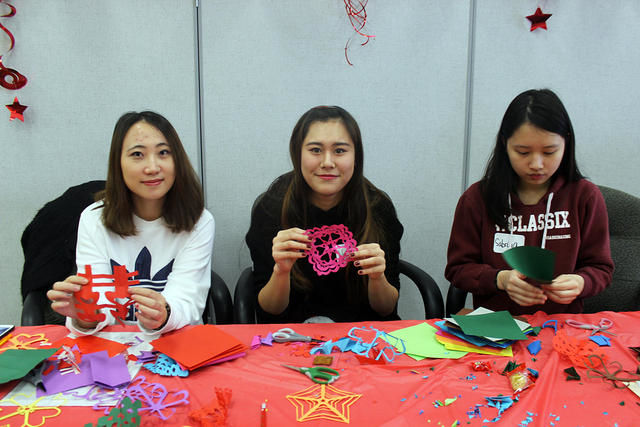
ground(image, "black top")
xmin=245 ymin=173 xmax=404 ymax=323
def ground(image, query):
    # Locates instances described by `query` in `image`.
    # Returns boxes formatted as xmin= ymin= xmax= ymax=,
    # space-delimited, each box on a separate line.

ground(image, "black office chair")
xmin=583 ymin=186 xmax=640 ymax=312
xmin=20 ymin=180 xmax=233 ymax=325
xmin=233 ymin=259 xmax=444 ymax=324
xmin=445 ymin=285 xmax=468 ymax=318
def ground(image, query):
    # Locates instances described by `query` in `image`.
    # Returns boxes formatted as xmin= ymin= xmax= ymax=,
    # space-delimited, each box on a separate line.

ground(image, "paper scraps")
xmin=188 ymin=387 xmax=232 ymax=427
xmin=527 ymin=340 xmax=541 ymax=356
xmin=590 ymin=334 xmax=611 ymax=347
xmin=305 ymin=224 xmax=357 ymax=276
xmin=143 ymin=354 xmax=188 ymax=377
xmin=483 ymin=395 xmax=517 ymax=423
xmin=76 ymin=265 xmax=139 ymax=325
xmin=0 ymin=396 xmax=61 ymax=426
xmin=85 ymin=397 xmax=141 ymax=427
xmin=287 ymin=383 xmax=362 ymax=423
xmin=564 ymin=367 xmax=581 ymax=381
xmin=251 ymin=333 xmax=273 ymax=350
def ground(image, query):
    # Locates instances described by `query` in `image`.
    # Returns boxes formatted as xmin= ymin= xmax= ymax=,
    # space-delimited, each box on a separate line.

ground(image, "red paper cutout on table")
xmin=0 ymin=1 xmax=27 ymax=89
xmin=552 ymin=329 xmax=607 ymax=368
xmin=305 ymin=224 xmax=357 ymax=276
xmin=188 ymin=387 xmax=232 ymax=427
xmin=5 ymin=95 xmax=26 ymax=121
xmin=526 ymin=7 xmax=552 ymax=31
xmin=343 ymin=0 xmax=374 ymax=65
xmin=52 ymin=335 xmax=128 ymax=358
xmin=75 ymin=264 xmax=139 ymax=325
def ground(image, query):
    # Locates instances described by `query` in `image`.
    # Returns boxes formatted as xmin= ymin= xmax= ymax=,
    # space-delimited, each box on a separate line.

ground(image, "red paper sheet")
xmin=150 ymin=325 xmax=247 ymax=370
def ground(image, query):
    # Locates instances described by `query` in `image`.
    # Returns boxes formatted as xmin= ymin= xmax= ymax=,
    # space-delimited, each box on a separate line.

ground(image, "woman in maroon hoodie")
xmin=445 ymin=89 xmax=613 ymax=315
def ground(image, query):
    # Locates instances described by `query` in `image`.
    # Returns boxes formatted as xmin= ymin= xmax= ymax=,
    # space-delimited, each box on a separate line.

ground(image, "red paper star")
xmin=526 ymin=7 xmax=552 ymax=31
xmin=6 ymin=96 xmax=27 ymax=121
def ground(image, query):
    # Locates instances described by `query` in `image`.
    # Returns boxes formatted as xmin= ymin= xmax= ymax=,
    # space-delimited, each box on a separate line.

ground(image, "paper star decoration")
xmin=6 ymin=96 xmax=28 ymax=121
xmin=526 ymin=8 xmax=552 ymax=31
xmin=286 ymin=383 xmax=362 ymax=423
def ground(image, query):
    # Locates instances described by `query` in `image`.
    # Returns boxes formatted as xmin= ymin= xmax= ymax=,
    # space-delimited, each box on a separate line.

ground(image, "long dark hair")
xmin=481 ymin=89 xmax=584 ymax=229
xmin=97 ymin=111 xmax=204 ymax=236
xmin=282 ymin=106 xmax=386 ymax=297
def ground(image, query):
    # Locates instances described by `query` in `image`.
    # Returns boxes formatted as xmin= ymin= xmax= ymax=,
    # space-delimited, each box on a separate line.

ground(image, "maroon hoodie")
xmin=445 ymin=177 xmax=613 ymax=315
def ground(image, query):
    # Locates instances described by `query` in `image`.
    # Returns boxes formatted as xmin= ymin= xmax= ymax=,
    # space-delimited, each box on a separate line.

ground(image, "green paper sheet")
xmin=387 ymin=322 xmax=467 ymax=360
xmin=502 ymin=246 xmax=556 ymax=283
xmin=452 ymin=311 xmax=528 ymax=341
xmin=0 ymin=348 xmax=58 ymax=384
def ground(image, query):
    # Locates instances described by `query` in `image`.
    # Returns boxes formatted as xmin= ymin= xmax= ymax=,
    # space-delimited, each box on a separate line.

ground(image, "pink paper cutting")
xmin=76 ymin=265 xmax=139 ymax=325
xmin=305 ymin=224 xmax=357 ymax=276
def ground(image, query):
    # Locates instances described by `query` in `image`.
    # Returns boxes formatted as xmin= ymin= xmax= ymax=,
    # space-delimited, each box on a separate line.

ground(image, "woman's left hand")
xmin=540 ymin=274 xmax=585 ymax=305
xmin=350 ymin=243 xmax=386 ymax=280
xmin=129 ymin=287 xmax=168 ymax=330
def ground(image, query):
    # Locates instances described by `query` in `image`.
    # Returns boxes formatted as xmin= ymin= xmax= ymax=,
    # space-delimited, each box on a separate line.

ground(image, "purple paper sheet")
xmin=90 ymin=351 xmax=131 ymax=388
xmin=39 ymin=356 xmax=94 ymax=396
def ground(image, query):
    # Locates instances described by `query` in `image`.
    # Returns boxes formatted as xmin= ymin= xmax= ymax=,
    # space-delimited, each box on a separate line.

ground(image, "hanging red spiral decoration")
xmin=0 ymin=0 xmax=27 ymax=90
xmin=343 ymin=0 xmax=375 ymax=66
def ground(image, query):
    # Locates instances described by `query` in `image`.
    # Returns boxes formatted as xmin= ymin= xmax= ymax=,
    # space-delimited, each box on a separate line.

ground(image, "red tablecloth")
xmin=1 ymin=311 xmax=639 ymax=426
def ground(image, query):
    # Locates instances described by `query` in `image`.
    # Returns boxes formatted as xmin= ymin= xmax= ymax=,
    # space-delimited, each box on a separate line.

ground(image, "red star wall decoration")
xmin=526 ymin=7 xmax=552 ymax=31
xmin=6 ymin=96 xmax=27 ymax=121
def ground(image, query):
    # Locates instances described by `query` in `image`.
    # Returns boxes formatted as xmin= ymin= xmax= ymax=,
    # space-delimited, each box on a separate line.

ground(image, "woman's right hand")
xmin=271 ymin=227 xmax=311 ymax=275
xmin=47 ymin=275 xmax=98 ymax=329
xmin=496 ymin=269 xmax=547 ymax=306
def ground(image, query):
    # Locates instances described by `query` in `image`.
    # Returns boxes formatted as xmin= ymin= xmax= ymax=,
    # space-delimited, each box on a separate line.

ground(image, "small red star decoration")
xmin=526 ymin=7 xmax=552 ymax=31
xmin=6 ymin=96 xmax=27 ymax=121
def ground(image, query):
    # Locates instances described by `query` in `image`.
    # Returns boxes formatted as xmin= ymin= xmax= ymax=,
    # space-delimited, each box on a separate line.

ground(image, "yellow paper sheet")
xmin=387 ymin=322 xmax=467 ymax=360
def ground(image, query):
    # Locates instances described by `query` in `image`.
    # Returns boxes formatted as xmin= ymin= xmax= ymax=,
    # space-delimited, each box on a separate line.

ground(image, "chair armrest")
xmin=233 ymin=267 xmax=256 ymax=324
xmin=398 ymin=260 xmax=444 ymax=319
xmin=445 ymin=285 xmax=468 ymax=317
xmin=21 ymin=291 xmax=47 ymax=326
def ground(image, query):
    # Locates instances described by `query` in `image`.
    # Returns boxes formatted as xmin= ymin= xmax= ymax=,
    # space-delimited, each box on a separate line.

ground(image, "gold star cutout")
xmin=286 ymin=383 xmax=362 ymax=423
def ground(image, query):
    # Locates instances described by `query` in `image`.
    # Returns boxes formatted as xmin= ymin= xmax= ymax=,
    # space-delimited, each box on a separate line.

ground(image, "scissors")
xmin=281 ymin=365 xmax=340 ymax=384
xmin=272 ymin=328 xmax=324 ymax=343
xmin=565 ymin=318 xmax=616 ymax=336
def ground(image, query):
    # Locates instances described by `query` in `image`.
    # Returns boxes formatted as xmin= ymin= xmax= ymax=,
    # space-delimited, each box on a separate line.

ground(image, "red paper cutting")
xmin=51 ymin=335 xmax=128 ymax=358
xmin=552 ymin=329 xmax=607 ymax=368
xmin=188 ymin=387 xmax=232 ymax=427
xmin=305 ymin=224 xmax=357 ymax=276
xmin=75 ymin=265 xmax=139 ymax=325
xmin=526 ymin=7 xmax=552 ymax=32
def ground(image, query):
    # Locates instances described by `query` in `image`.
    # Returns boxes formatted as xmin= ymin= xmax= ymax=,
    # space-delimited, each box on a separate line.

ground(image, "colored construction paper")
xmin=434 ymin=331 xmax=513 ymax=357
xmin=40 ymin=355 xmax=94 ymax=396
xmin=0 ymin=348 xmax=58 ymax=384
xmin=387 ymin=322 xmax=467 ymax=360
xmin=502 ymin=246 xmax=555 ymax=283
xmin=89 ymin=351 xmax=131 ymax=388
xmin=564 ymin=367 xmax=581 ymax=381
xmin=52 ymin=335 xmax=128 ymax=357
xmin=452 ymin=311 xmax=528 ymax=341
xmin=435 ymin=321 xmax=511 ymax=348
xmin=150 ymin=325 xmax=246 ymax=370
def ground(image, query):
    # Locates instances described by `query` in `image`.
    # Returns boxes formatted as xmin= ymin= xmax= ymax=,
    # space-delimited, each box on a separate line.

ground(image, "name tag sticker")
xmin=493 ymin=233 xmax=524 ymax=253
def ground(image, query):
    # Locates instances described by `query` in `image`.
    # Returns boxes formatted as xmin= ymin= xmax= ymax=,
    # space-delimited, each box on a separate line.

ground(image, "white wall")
xmin=1 ymin=1 xmax=638 ymax=324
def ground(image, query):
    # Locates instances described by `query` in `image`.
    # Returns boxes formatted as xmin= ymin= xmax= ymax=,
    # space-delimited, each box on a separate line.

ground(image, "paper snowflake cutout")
xmin=286 ymin=383 xmax=362 ymax=423
xmin=0 ymin=396 xmax=61 ymax=427
xmin=143 ymin=354 xmax=189 ymax=377
xmin=305 ymin=224 xmax=357 ymax=276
